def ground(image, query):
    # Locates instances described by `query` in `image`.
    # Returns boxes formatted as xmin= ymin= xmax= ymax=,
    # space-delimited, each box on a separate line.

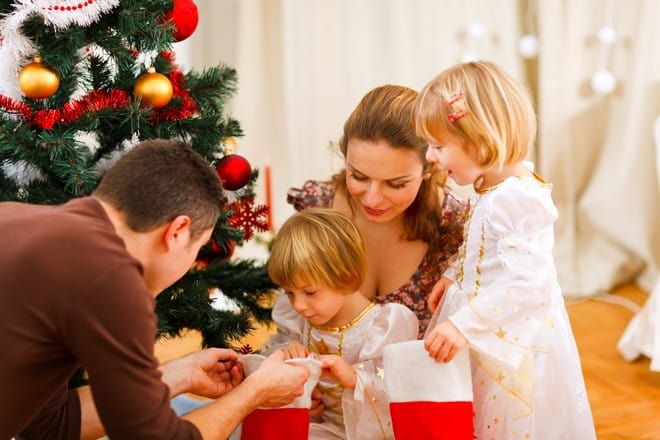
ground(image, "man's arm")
xmin=77 ymin=348 xmax=242 ymax=440
xmin=77 ymin=350 xmax=308 ymax=439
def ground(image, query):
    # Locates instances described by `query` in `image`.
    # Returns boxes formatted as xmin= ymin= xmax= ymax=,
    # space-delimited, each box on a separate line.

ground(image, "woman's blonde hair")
xmin=332 ymin=84 xmax=448 ymax=249
xmin=268 ymin=208 xmax=367 ymax=293
xmin=414 ymin=60 xmax=537 ymax=169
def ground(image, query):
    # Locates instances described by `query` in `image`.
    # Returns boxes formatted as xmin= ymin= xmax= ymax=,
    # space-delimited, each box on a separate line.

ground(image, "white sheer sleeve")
xmin=449 ymin=181 xmax=559 ymax=371
xmin=342 ymin=304 xmax=418 ymax=440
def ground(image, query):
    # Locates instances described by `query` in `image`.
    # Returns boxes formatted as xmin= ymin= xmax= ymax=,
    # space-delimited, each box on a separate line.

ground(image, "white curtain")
xmin=185 ymin=0 xmax=659 ymax=299
xmin=537 ymin=0 xmax=660 ymax=296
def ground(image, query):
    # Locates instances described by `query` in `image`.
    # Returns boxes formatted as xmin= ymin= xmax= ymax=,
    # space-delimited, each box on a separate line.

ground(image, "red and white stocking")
xmin=383 ymin=341 xmax=474 ymax=440
xmin=238 ymin=354 xmax=321 ymax=440
xmin=240 ymin=407 xmax=310 ymax=440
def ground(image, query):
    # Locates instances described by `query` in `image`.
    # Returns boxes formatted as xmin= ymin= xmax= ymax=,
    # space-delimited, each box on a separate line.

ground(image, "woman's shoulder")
xmin=286 ymin=180 xmax=335 ymax=211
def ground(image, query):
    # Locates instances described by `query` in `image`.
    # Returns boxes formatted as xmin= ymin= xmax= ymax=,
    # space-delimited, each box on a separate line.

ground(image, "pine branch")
xmin=0 ymin=0 xmax=275 ymax=349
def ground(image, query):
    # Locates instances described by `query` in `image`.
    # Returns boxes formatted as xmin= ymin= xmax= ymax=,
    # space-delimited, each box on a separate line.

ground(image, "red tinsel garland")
xmin=30 ymin=89 xmax=130 ymax=129
xmin=0 ymin=95 xmax=33 ymax=119
xmin=0 ymin=52 xmax=199 ymax=130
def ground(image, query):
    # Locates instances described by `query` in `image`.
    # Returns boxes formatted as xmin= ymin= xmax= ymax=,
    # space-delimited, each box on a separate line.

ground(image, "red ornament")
xmin=195 ymin=238 xmax=236 ymax=268
xmin=165 ymin=0 xmax=199 ymax=42
xmin=212 ymin=239 xmax=236 ymax=260
xmin=214 ymin=154 xmax=252 ymax=191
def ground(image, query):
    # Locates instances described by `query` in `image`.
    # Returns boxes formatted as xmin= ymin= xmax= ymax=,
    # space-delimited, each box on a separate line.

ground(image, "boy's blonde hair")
xmin=414 ymin=60 xmax=537 ymax=169
xmin=268 ymin=208 xmax=367 ymax=294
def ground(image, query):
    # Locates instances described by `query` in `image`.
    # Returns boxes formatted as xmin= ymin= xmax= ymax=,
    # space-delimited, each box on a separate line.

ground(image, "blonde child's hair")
xmin=268 ymin=207 xmax=367 ymax=294
xmin=414 ymin=60 xmax=537 ymax=169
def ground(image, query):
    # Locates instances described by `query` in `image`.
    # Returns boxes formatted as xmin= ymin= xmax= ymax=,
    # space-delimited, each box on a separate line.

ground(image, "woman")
xmin=287 ymin=84 xmax=466 ymax=336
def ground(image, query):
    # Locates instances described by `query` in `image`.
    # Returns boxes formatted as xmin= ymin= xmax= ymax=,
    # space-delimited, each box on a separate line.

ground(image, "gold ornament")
xmin=19 ymin=57 xmax=60 ymax=99
xmin=133 ymin=67 xmax=173 ymax=109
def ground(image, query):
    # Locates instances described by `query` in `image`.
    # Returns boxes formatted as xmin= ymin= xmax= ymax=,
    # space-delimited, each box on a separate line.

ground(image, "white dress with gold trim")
xmin=438 ymin=173 xmax=597 ymax=440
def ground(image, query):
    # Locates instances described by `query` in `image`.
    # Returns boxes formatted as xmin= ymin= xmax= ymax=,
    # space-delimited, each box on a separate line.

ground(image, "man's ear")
xmin=163 ymin=215 xmax=191 ymax=251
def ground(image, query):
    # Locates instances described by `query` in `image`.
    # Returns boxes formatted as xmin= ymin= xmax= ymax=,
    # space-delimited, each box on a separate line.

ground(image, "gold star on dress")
xmin=312 ymin=337 xmax=330 ymax=354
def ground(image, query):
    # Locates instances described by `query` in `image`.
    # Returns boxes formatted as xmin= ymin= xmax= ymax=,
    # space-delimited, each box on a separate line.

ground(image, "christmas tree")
xmin=0 ymin=0 xmax=276 ymax=350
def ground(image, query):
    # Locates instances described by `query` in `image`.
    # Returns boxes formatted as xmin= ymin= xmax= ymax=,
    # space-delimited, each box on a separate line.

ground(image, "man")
xmin=0 ymin=139 xmax=308 ymax=439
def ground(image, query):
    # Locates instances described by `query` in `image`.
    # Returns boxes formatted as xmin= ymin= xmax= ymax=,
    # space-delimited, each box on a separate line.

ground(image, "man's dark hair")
xmin=94 ymin=139 xmax=226 ymax=239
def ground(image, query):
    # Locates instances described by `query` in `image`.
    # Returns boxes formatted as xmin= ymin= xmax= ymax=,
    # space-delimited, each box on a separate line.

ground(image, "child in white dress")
xmin=265 ymin=207 xmax=419 ymax=439
xmin=414 ymin=60 xmax=597 ymax=439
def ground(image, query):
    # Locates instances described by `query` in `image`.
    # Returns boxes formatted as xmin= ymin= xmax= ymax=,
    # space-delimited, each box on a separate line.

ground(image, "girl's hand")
xmin=319 ymin=354 xmax=356 ymax=388
xmin=423 ymin=320 xmax=467 ymax=363
xmin=280 ymin=342 xmax=308 ymax=359
xmin=428 ymin=277 xmax=452 ymax=312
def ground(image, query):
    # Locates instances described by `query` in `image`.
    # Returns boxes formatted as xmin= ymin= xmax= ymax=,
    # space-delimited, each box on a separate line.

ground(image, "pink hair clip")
xmin=448 ymin=109 xmax=469 ymax=123
xmin=444 ymin=92 xmax=468 ymax=122
xmin=444 ymin=92 xmax=464 ymax=107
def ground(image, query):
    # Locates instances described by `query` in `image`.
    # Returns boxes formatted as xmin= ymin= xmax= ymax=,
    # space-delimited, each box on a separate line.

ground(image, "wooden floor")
xmin=155 ymin=284 xmax=660 ymax=439
xmin=566 ymin=284 xmax=660 ymax=439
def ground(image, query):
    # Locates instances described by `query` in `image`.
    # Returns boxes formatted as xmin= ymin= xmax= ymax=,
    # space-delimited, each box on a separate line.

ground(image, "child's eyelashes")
xmin=284 ymin=289 xmax=317 ymax=296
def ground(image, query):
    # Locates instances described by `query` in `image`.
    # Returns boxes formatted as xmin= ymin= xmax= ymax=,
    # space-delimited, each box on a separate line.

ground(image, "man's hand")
xmin=160 ymin=348 xmax=243 ymax=398
xmin=246 ymin=350 xmax=310 ymax=408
